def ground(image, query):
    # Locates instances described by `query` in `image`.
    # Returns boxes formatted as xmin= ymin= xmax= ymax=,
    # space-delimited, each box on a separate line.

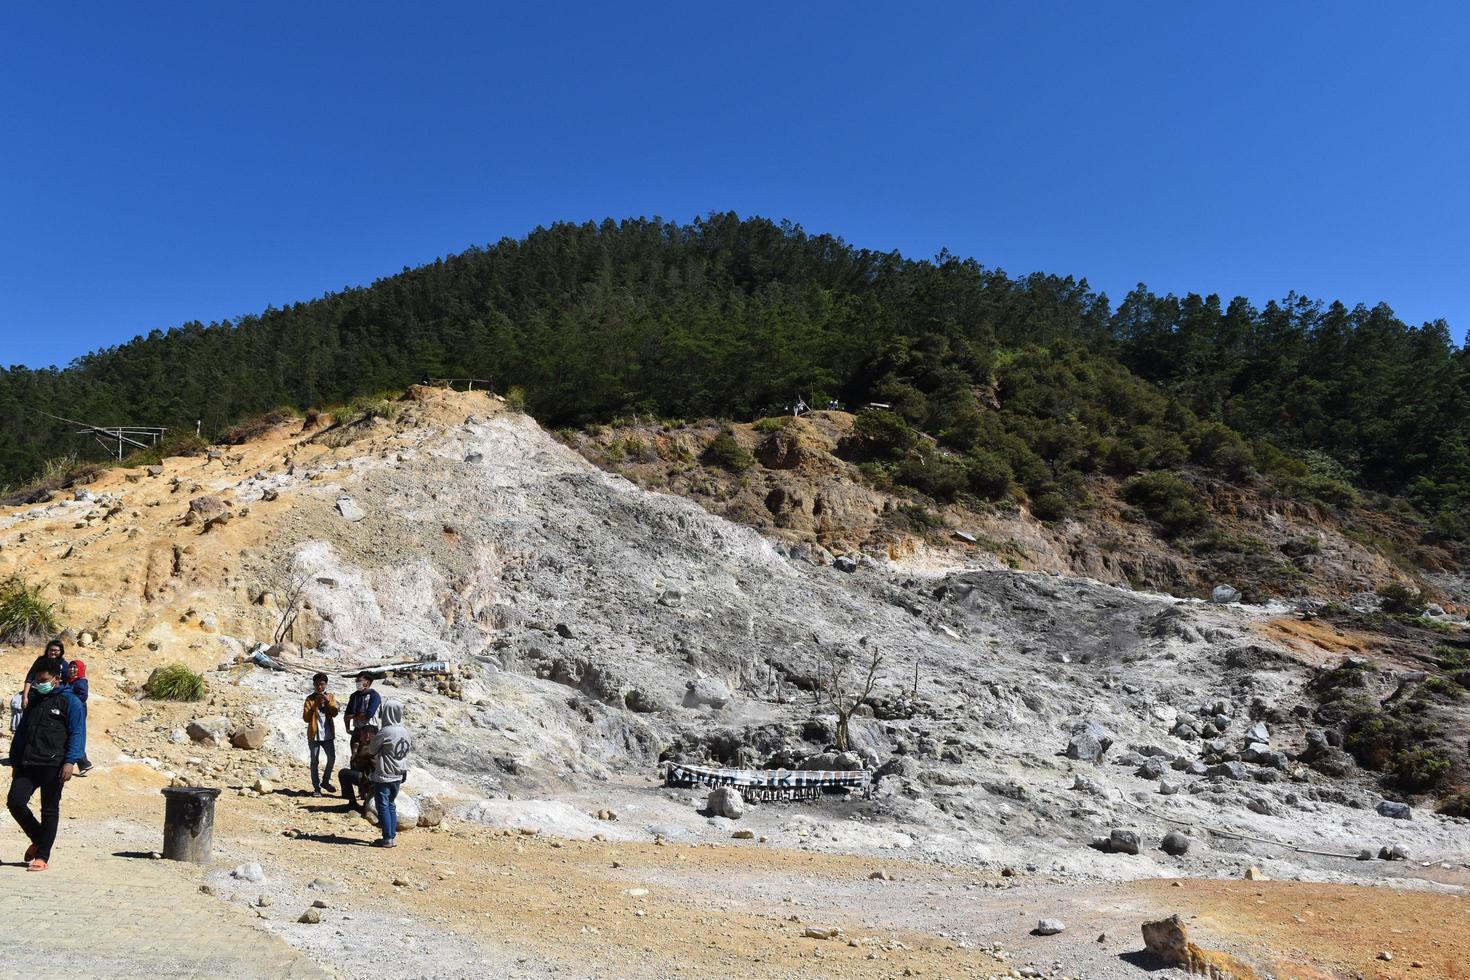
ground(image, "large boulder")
xmin=186 ymin=716 xmax=231 ymax=744
xmin=416 ymin=795 xmax=446 ymax=828
xmin=1141 ymin=915 xmax=1191 ymax=964
xmin=682 ymin=677 xmax=732 ymax=710
xmin=874 ymin=755 xmax=919 ymax=782
xmin=1160 ymin=831 xmax=1192 ymax=856
xmin=623 ymin=688 xmax=665 ymax=714
xmin=1210 ymin=584 xmax=1242 ymax=604
xmin=800 ymin=751 xmax=864 ymax=771
xmin=183 ymin=495 xmax=228 ymax=527
xmin=1206 ymin=762 xmax=1248 ymax=781
xmin=1376 ymin=800 xmax=1412 ymax=820
xmin=1064 ymin=720 xmax=1114 ymax=763
xmin=706 ymin=786 xmax=745 ymax=820
xmin=365 ymin=791 xmax=420 ymax=832
xmin=1108 ymin=829 xmax=1141 ymax=855
xmin=1135 ymin=757 xmax=1170 ymax=780
xmin=230 ymin=723 xmax=270 ymax=750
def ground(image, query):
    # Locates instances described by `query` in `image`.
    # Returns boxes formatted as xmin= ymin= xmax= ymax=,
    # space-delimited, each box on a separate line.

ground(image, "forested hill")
xmin=2 ymin=214 xmax=1467 ymax=537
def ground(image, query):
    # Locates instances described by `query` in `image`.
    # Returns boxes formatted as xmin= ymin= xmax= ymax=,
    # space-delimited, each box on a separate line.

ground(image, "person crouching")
xmin=338 ymin=723 xmax=378 ymax=814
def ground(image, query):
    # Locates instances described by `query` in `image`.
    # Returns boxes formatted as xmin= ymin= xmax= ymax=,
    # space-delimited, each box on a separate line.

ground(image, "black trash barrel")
xmin=160 ymin=786 xmax=222 ymax=863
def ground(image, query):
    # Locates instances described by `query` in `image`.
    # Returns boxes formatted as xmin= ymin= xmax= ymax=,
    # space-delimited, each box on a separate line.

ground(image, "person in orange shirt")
xmin=302 ymin=672 xmax=339 ymax=797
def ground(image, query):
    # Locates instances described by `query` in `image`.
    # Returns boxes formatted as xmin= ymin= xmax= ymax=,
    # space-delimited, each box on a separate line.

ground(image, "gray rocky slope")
xmin=179 ymin=393 xmax=1468 ymax=884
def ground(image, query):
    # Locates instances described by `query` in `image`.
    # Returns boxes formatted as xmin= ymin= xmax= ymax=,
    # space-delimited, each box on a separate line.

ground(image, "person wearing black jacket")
xmin=21 ymin=639 xmax=68 ymax=711
xmin=338 ymin=723 xmax=379 ymax=813
xmin=8 ymin=657 xmax=86 ymax=872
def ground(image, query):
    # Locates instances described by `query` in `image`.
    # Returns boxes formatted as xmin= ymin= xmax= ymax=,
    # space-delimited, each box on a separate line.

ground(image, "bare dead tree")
xmin=818 ymin=640 xmax=884 ymax=752
xmin=273 ymin=573 xmax=310 ymax=646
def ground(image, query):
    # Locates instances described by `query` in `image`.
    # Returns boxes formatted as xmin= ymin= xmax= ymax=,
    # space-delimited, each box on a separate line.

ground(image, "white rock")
xmin=706 ymin=786 xmax=745 ymax=820
xmin=336 ymin=497 xmax=366 ymax=522
xmin=365 ymin=790 xmax=420 ymax=831
xmin=231 ymin=863 xmax=266 ymax=883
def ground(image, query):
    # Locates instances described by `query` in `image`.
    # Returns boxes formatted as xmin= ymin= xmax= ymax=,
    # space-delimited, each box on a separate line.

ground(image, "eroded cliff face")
xmin=2 ymin=385 xmax=1467 ymax=887
xmin=565 ymin=410 xmax=1455 ymax=601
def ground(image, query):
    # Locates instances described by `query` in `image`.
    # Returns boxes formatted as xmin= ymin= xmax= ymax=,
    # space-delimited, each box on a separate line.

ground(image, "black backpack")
xmin=22 ymin=690 xmax=71 ymax=767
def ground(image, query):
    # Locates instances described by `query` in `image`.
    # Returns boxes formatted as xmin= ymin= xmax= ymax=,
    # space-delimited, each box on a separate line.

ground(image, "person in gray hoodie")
xmin=365 ymin=699 xmax=412 ymax=847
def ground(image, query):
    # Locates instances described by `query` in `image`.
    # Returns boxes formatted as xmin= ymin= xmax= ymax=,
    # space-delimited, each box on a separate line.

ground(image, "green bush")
xmin=503 ymin=386 xmax=528 ymax=412
xmin=1120 ymin=471 xmax=1206 ymax=536
xmin=1279 ymin=536 xmax=1322 ymax=557
xmin=752 ymin=416 xmax=791 ymax=433
xmin=1191 ymin=529 xmax=1268 ymax=554
xmin=1343 ymin=704 xmax=1438 ymax=774
xmin=1030 ymin=491 xmax=1070 ymax=522
xmin=623 ymin=436 xmax=650 ymax=462
xmin=143 ymin=663 xmax=206 ymax=702
xmin=851 ymin=409 xmax=916 ymax=459
xmin=896 ymin=454 xmax=968 ymax=502
xmin=1276 ymin=471 xmax=1360 ymax=509
xmin=1438 ymin=792 xmax=1470 ymax=817
xmin=0 ymin=577 xmax=59 ymax=644
xmin=1377 ymin=582 xmax=1428 ymax=616
xmin=702 ymin=430 xmax=753 ymax=472
xmin=1188 ymin=421 xmax=1255 ymax=479
xmin=965 ymin=449 xmax=1013 ymax=501
xmin=1391 ymin=748 xmax=1451 ymax=792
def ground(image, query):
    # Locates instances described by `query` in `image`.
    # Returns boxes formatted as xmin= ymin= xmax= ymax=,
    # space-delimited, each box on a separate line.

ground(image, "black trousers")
xmin=339 ymin=768 xmax=370 ymax=810
xmin=8 ymin=764 xmax=64 ymax=860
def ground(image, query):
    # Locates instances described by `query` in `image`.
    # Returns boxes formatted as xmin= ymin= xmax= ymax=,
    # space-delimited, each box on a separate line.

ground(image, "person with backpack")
xmin=302 ymin=672 xmax=339 ymax=797
xmin=343 ymin=670 xmax=382 ymax=732
xmin=21 ymin=640 xmax=68 ymax=711
xmin=365 ymin=699 xmax=412 ymax=848
xmin=65 ymin=661 xmax=93 ymax=775
xmin=7 ymin=657 xmax=86 ymax=871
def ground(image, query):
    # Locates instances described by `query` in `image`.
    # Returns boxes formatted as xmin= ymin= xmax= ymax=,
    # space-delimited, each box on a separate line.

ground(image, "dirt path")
xmin=8 ymin=742 xmax=1466 ymax=980
xmin=0 ymin=824 xmax=325 ymax=978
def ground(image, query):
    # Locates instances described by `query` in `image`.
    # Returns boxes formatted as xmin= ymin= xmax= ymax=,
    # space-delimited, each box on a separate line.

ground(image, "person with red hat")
xmin=65 ymin=661 xmax=92 ymax=775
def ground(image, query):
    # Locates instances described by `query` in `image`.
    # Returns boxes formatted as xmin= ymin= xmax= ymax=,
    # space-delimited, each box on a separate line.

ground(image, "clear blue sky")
xmin=3 ymin=3 xmax=1467 ymax=369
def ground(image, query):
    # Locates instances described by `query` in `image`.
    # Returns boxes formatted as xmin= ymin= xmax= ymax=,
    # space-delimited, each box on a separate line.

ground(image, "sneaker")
xmin=26 ymin=859 xmax=47 ymax=872
xmin=78 ymin=762 xmax=93 ymax=775
xmin=322 ymin=783 xmax=335 ymax=793
xmin=312 ymin=790 xmax=323 ymax=797
xmin=370 ymin=838 xmax=396 ymax=848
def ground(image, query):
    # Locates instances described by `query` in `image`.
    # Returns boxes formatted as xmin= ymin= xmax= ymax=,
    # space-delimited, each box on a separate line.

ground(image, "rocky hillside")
xmin=2 ymin=385 xmax=1467 ymax=906
xmin=565 ymin=410 xmax=1460 ymax=602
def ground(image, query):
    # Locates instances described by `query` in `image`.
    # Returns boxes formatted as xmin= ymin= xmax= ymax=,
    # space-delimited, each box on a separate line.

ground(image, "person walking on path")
xmin=365 ymin=699 xmax=411 ymax=848
xmin=302 ymin=672 xmax=339 ymax=797
xmin=343 ymin=671 xmax=381 ymax=732
xmin=8 ymin=657 xmax=86 ymax=871
xmin=65 ymin=661 xmax=93 ymax=775
xmin=22 ymin=640 xmax=69 ymax=711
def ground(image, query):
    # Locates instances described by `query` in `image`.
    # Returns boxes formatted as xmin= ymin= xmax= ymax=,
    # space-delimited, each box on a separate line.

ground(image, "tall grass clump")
xmin=0 ymin=577 xmax=60 ymax=644
xmin=144 ymin=663 xmax=207 ymax=701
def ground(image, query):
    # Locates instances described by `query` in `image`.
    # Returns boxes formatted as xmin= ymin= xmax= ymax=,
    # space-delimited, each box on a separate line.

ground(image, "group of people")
xmin=4 ymin=644 xmax=415 ymax=863
xmin=302 ymin=670 xmax=414 ymax=847
xmin=6 ymin=639 xmax=89 ymax=871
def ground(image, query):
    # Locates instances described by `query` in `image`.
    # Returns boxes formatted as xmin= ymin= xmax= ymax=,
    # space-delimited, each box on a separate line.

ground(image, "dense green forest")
xmin=2 ymin=214 xmax=1466 ymax=537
